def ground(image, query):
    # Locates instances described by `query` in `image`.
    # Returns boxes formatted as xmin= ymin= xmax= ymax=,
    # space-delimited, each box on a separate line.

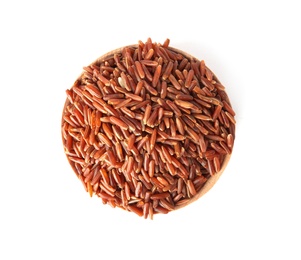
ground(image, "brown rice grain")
xmin=109 ymin=116 xmax=128 ymax=130
xmin=219 ymin=141 xmax=232 ymax=154
xmin=143 ymin=80 xmax=158 ymax=96
xmin=143 ymin=104 xmax=152 ymax=125
xmin=152 ymin=65 xmax=162 ymax=87
xmin=211 ymin=142 xmax=227 ymax=154
xmin=134 ymin=61 xmax=145 ymax=79
xmin=137 ymin=135 xmax=149 ymax=151
xmin=185 ymin=69 xmax=195 ymax=88
xmin=227 ymin=134 xmax=234 ymax=148
xmin=128 ymin=205 xmax=143 ymax=217
xmin=187 ymin=180 xmax=197 ymax=196
xmin=160 ymin=81 xmax=167 ymax=99
xmin=146 ymin=107 xmax=159 ymax=127
xmin=157 ymin=176 xmax=169 ymax=187
xmin=225 ymin=111 xmax=236 ymax=124
xmin=213 ymin=157 xmax=221 ymax=173
xmin=168 ymin=74 xmax=182 ymax=90
xmin=222 ymin=100 xmax=236 ymax=116
xmin=154 ymin=206 xmax=169 ymax=214
xmin=144 ymin=48 xmax=155 ymax=60
xmin=165 ymin=100 xmax=182 ymax=117
xmin=159 ymin=198 xmax=174 ymax=211
xmin=162 ymin=61 xmax=173 ymax=80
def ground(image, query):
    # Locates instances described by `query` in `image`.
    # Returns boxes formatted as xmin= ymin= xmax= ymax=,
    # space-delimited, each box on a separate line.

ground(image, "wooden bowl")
xmin=62 ymin=41 xmax=235 ymax=217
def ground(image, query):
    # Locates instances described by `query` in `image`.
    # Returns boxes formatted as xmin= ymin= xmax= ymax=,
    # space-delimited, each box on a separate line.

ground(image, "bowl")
xmin=61 ymin=38 xmax=236 ymax=219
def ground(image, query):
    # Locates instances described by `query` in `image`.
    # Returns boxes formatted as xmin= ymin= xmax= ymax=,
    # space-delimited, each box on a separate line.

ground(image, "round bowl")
xmin=61 ymin=39 xmax=235 ymax=218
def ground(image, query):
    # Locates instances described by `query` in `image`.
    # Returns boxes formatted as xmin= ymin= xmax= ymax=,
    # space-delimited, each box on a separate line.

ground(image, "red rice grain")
xmin=62 ymin=38 xmax=236 ymax=219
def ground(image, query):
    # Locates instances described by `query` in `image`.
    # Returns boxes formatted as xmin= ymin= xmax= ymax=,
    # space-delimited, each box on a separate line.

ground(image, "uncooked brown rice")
xmin=62 ymin=38 xmax=236 ymax=219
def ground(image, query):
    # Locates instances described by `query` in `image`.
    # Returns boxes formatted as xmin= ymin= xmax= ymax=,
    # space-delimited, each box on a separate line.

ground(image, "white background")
xmin=1 ymin=0 xmax=300 ymax=259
